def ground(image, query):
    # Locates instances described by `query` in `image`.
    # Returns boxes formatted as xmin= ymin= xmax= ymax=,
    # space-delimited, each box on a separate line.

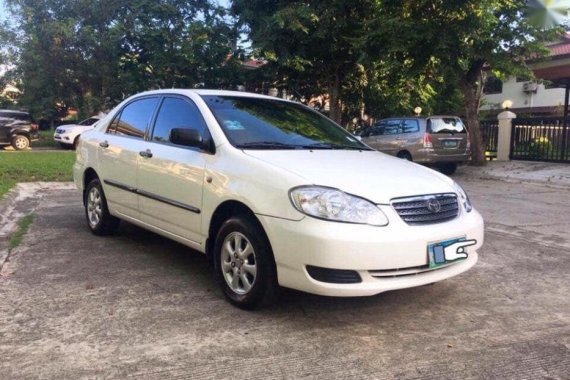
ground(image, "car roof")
xmin=130 ymin=89 xmax=289 ymax=102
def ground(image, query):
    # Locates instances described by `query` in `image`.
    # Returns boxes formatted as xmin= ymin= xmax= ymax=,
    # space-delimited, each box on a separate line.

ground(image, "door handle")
xmin=139 ymin=149 xmax=153 ymax=158
xmin=99 ymin=140 xmax=109 ymax=148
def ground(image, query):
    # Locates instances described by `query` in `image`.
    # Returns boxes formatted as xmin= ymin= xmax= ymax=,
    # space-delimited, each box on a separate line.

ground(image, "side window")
xmin=370 ymin=125 xmax=384 ymax=136
xmin=151 ymin=97 xmax=208 ymax=144
xmin=402 ymin=119 xmax=419 ymax=133
xmin=107 ymin=97 xmax=159 ymax=138
xmin=383 ymin=119 xmax=402 ymax=135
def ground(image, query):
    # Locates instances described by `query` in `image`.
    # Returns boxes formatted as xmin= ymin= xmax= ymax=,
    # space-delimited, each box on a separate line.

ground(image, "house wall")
xmin=481 ymin=76 xmax=566 ymax=115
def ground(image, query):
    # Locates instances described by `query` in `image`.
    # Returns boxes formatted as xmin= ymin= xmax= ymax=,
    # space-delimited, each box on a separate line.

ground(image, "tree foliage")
xmin=3 ymin=0 xmax=241 ymax=120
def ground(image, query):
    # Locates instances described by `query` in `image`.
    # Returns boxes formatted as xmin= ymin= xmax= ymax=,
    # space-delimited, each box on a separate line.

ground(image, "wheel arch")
xmin=206 ymin=200 xmax=269 ymax=262
xmin=397 ymin=150 xmax=413 ymax=160
xmin=82 ymin=168 xmax=99 ymax=206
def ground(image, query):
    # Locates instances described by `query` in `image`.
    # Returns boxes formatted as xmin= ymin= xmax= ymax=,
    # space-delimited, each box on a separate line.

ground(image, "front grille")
xmin=392 ymin=193 xmax=459 ymax=225
xmin=306 ymin=265 xmax=362 ymax=284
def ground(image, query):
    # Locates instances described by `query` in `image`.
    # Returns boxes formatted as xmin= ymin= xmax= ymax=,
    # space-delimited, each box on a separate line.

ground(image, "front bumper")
xmin=257 ymin=206 xmax=484 ymax=297
xmin=53 ymin=133 xmax=73 ymax=145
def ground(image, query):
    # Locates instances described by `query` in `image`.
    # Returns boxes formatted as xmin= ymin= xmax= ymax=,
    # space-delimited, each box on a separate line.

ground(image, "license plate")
xmin=443 ymin=140 xmax=458 ymax=148
xmin=427 ymin=237 xmax=476 ymax=268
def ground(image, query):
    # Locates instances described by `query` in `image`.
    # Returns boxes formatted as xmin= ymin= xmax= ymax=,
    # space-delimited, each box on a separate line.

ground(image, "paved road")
xmin=0 ymin=178 xmax=569 ymax=379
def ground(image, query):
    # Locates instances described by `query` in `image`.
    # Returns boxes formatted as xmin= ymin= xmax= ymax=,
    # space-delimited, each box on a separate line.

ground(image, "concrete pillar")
xmin=497 ymin=110 xmax=516 ymax=161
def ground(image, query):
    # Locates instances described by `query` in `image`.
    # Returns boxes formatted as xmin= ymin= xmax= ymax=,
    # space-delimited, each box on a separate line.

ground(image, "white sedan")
xmin=54 ymin=116 xmax=100 ymax=149
xmin=73 ymin=89 xmax=484 ymax=309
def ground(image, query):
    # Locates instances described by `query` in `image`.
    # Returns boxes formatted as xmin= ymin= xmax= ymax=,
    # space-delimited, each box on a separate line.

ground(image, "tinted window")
xmin=152 ymin=97 xmax=208 ymax=144
xmin=428 ymin=118 xmax=466 ymax=134
xmin=202 ymin=96 xmax=368 ymax=150
xmin=402 ymin=119 xmax=420 ymax=133
xmin=79 ymin=118 xmax=99 ymax=126
xmin=107 ymin=97 xmax=159 ymax=138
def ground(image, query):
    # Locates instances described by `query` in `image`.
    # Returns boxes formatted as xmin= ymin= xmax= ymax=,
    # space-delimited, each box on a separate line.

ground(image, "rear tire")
xmin=439 ymin=163 xmax=457 ymax=175
xmin=397 ymin=151 xmax=412 ymax=161
xmin=213 ymin=215 xmax=279 ymax=309
xmin=85 ymin=178 xmax=120 ymax=236
xmin=11 ymin=135 xmax=30 ymax=150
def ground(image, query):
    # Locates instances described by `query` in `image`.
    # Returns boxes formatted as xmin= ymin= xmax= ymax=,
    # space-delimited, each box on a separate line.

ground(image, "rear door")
xmin=427 ymin=117 xmax=469 ymax=155
xmin=137 ymin=95 xmax=210 ymax=246
xmin=376 ymin=119 xmax=403 ymax=155
xmin=98 ymin=96 xmax=160 ymax=219
xmin=0 ymin=112 xmax=11 ymax=143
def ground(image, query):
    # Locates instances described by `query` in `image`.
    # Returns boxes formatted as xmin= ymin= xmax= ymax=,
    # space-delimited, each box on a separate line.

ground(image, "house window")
xmin=484 ymin=76 xmax=503 ymax=95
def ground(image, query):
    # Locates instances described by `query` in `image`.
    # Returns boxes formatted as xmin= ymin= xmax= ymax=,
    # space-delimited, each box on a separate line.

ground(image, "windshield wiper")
xmin=236 ymin=141 xmax=300 ymax=149
xmin=305 ymin=142 xmax=373 ymax=151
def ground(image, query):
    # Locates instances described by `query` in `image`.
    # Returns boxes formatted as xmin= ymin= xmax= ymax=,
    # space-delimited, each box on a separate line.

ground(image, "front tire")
xmin=11 ymin=135 xmax=30 ymax=150
xmin=213 ymin=215 xmax=278 ymax=309
xmin=397 ymin=151 xmax=412 ymax=161
xmin=85 ymin=178 xmax=120 ymax=235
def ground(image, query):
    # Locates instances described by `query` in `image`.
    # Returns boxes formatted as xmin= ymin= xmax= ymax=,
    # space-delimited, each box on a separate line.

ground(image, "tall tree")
xmin=232 ymin=0 xmax=379 ymax=124
xmin=4 ymin=0 xmax=241 ymax=121
xmin=375 ymin=0 xmax=555 ymax=165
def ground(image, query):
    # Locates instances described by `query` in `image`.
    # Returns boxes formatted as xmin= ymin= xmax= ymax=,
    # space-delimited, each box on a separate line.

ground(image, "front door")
xmin=137 ymin=96 xmax=210 ymax=246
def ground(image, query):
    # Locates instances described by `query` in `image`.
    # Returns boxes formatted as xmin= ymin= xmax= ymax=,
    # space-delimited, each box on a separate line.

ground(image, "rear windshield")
xmin=428 ymin=118 xmax=466 ymax=134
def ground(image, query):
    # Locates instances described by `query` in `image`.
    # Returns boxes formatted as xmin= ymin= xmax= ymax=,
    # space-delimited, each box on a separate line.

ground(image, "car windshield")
xmin=202 ymin=96 xmax=370 ymax=150
xmin=428 ymin=118 xmax=466 ymax=134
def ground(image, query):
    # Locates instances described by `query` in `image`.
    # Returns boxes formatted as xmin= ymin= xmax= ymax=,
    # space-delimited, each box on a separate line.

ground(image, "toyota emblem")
xmin=427 ymin=198 xmax=441 ymax=213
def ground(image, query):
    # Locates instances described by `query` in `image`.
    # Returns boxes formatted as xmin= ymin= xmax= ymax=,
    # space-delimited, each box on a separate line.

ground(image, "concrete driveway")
xmin=0 ymin=178 xmax=569 ymax=379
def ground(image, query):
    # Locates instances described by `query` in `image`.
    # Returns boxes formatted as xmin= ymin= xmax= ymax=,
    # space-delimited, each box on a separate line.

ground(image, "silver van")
xmin=359 ymin=116 xmax=470 ymax=174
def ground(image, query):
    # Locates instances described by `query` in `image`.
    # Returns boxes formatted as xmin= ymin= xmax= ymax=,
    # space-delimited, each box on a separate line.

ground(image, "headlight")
xmin=289 ymin=186 xmax=388 ymax=226
xmin=453 ymin=182 xmax=472 ymax=213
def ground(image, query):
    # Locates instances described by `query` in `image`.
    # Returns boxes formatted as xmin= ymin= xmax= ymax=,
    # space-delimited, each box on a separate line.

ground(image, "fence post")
xmin=497 ymin=110 xmax=516 ymax=161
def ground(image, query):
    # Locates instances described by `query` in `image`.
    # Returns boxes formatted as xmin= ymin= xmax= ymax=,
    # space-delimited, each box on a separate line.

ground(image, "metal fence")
xmin=480 ymin=119 xmax=499 ymax=158
xmin=510 ymin=117 xmax=570 ymax=162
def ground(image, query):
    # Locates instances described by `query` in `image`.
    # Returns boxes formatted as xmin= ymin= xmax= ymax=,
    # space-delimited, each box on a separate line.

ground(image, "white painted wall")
xmin=481 ymin=76 xmax=566 ymax=113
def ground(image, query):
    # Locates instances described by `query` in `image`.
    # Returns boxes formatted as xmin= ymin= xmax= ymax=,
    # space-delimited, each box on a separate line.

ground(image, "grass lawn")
xmin=0 ymin=151 xmax=76 ymax=198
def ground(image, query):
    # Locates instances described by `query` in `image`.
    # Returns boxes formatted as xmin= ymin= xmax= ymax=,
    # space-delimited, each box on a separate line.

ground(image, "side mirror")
xmin=170 ymin=128 xmax=211 ymax=152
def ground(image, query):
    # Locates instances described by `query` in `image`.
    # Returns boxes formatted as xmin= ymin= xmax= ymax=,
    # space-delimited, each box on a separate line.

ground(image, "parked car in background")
xmin=0 ymin=110 xmax=39 ymax=150
xmin=358 ymin=116 xmax=471 ymax=174
xmin=54 ymin=116 xmax=101 ymax=149
xmin=74 ymin=89 xmax=483 ymax=309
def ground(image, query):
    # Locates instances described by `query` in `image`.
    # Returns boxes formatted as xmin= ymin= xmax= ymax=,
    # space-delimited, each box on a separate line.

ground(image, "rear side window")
xmin=428 ymin=118 xmax=466 ymax=134
xmin=151 ymin=97 xmax=208 ymax=144
xmin=79 ymin=118 xmax=99 ymax=126
xmin=381 ymin=119 xmax=402 ymax=135
xmin=107 ymin=97 xmax=159 ymax=138
xmin=402 ymin=119 xmax=419 ymax=133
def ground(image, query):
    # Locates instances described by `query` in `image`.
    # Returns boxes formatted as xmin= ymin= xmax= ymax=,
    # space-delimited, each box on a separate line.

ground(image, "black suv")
xmin=0 ymin=110 xmax=39 ymax=150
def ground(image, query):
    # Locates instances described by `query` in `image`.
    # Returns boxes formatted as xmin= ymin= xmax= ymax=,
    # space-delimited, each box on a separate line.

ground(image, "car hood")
xmin=59 ymin=124 xmax=93 ymax=131
xmin=243 ymin=150 xmax=455 ymax=204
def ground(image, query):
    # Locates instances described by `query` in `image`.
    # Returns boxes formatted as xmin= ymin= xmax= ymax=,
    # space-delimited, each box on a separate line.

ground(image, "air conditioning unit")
xmin=523 ymin=82 xmax=538 ymax=93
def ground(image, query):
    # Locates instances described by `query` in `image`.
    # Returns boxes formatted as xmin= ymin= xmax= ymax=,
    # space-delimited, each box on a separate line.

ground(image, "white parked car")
xmin=73 ymin=89 xmax=484 ymax=308
xmin=54 ymin=116 xmax=100 ymax=149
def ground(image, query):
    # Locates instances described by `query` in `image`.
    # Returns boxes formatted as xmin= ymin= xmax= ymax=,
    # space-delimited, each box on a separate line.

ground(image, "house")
xmin=481 ymin=33 xmax=570 ymax=117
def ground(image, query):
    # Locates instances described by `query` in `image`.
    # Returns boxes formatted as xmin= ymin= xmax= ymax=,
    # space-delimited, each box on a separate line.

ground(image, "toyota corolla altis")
xmin=73 ymin=89 xmax=484 ymax=308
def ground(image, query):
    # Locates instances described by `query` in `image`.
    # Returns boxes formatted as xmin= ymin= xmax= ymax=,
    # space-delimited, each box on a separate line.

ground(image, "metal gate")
xmin=480 ymin=120 xmax=499 ymax=159
xmin=510 ymin=117 xmax=570 ymax=162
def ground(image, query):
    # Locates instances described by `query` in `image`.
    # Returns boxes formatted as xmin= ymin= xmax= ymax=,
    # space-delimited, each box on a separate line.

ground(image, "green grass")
xmin=9 ymin=214 xmax=34 ymax=250
xmin=0 ymin=151 xmax=75 ymax=198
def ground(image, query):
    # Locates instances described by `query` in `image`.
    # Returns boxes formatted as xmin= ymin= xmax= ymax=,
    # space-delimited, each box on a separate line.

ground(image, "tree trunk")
xmin=328 ymin=78 xmax=343 ymax=125
xmin=461 ymin=64 xmax=486 ymax=166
